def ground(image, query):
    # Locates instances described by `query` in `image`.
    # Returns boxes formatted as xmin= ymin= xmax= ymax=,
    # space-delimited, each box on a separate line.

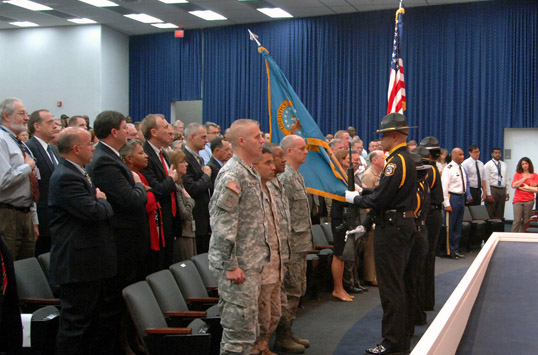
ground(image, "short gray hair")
xmin=0 ymin=98 xmax=21 ymax=123
xmin=280 ymin=134 xmax=301 ymax=153
xmin=185 ymin=122 xmax=203 ymax=140
xmin=119 ymin=139 xmax=142 ymax=160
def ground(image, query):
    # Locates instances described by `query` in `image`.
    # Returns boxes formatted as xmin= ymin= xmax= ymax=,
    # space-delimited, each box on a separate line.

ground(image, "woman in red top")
xmin=511 ymin=157 xmax=538 ymax=232
xmin=120 ymin=140 xmax=164 ymax=274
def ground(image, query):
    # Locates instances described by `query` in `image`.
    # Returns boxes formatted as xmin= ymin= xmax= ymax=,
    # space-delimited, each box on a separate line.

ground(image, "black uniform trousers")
xmin=374 ymin=216 xmax=415 ymax=351
xmin=405 ymin=227 xmax=429 ymax=340
xmin=423 ymin=207 xmax=443 ymax=311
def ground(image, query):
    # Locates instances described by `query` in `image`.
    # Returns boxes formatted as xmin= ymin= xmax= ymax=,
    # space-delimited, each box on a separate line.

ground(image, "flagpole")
xmin=247 ymin=29 xmax=262 ymax=47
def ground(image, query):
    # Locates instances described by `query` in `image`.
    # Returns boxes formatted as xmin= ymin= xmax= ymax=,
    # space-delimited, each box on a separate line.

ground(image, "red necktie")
xmin=160 ymin=151 xmax=177 ymax=217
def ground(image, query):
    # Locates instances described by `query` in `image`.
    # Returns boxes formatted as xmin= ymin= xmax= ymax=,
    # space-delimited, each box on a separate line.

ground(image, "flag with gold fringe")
xmin=249 ymin=30 xmax=348 ymax=201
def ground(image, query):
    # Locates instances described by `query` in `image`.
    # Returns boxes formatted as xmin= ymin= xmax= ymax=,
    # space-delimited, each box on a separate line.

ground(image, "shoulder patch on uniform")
xmin=447 ymin=165 xmax=453 ymax=169
xmin=384 ymin=163 xmax=397 ymax=176
xmin=226 ymin=181 xmax=241 ymax=195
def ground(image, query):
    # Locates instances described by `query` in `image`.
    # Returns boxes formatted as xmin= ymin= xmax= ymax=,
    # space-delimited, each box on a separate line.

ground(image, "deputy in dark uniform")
xmin=418 ymin=137 xmax=444 ymax=311
xmin=345 ymin=113 xmax=417 ymax=355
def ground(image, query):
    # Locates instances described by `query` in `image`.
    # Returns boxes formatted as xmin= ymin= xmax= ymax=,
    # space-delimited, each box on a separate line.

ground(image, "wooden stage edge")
xmin=411 ymin=232 xmax=538 ymax=355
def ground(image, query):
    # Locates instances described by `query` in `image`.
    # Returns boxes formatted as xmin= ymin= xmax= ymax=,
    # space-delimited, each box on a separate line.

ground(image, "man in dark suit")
xmin=49 ymin=127 xmax=117 ymax=354
xmin=139 ymin=114 xmax=179 ymax=267
xmin=86 ymin=110 xmax=148 ymax=352
xmin=183 ymin=122 xmax=212 ymax=254
xmin=26 ymin=109 xmax=60 ymax=256
xmin=207 ymin=136 xmax=232 ymax=193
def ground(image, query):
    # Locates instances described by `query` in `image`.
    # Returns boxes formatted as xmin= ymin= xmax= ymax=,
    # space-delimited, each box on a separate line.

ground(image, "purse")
xmin=341 ymin=234 xmax=356 ymax=262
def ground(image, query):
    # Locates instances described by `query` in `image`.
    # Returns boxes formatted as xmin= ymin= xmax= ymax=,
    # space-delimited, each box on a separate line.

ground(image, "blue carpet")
xmin=334 ymin=266 xmax=468 ymax=355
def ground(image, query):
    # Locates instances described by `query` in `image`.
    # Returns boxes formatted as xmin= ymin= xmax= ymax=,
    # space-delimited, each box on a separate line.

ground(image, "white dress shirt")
xmin=483 ymin=159 xmax=508 ymax=196
xmin=461 ymin=157 xmax=485 ymax=189
xmin=441 ymin=161 xmax=468 ymax=207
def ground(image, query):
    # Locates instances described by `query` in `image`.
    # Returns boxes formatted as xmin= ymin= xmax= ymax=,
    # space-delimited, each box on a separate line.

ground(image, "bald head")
xmin=281 ymin=134 xmax=307 ymax=169
xmin=227 ymin=119 xmax=263 ymax=164
xmin=451 ymin=147 xmax=464 ymax=164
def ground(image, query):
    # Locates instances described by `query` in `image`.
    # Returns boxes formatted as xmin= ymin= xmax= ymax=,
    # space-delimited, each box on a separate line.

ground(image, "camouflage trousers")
xmin=217 ymin=270 xmax=262 ymax=355
xmin=252 ymin=281 xmax=282 ymax=353
xmin=279 ymin=252 xmax=306 ymax=330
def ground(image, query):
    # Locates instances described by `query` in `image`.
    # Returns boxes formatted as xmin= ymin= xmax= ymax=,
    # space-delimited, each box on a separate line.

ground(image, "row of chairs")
xmin=124 ymin=257 xmax=222 ymax=355
xmin=523 ymin=211 xmax=538 ymax=233
xmin=12 ymin=252 xmax=221 ymax=355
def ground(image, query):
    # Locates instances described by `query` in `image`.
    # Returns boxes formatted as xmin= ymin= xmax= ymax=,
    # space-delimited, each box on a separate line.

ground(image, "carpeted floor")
xmin=275 ymin=251 xmax=478 ymax=355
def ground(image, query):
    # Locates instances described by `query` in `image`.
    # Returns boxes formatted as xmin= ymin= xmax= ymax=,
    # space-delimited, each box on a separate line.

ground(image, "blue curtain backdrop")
xmin=129 ymin=30 xmax=202 ymax=121
xmin=129 ymin=1 xmax=538 ymax=156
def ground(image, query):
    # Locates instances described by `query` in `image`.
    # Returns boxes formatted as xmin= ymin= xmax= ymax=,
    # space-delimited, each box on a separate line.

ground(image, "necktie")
xmin=47 ymin=144 xmax=57 ymax=169
xmin=459 ymin=165 xmax=466 ymax=194
xmin=160 ymin=151 xmax=177 ymax=217
xmin=83 ymin=170 xmax=93 ymax=187
xmin=17 ymin=140 xmax=40 ymax=202
xmin=495 ymin=160 xmax=501 ymax=186
xmin=475 ymin=161 xmax=481 ymax=188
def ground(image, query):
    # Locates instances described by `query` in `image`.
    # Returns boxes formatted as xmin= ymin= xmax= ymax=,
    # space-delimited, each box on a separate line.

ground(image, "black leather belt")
xmin=449 ymin=192 xmax=464 ymax=196
xmin=491 ymin=185 xmax=506 ymax=189
xmin=374 ymin=209 xmax=415 ymax=225
xmin=0 ymin=203 xmax=31 ymax=213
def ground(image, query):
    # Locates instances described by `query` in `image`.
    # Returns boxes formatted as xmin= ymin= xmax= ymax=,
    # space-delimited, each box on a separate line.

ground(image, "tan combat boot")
xmin=289 ymin=330 xmax=310 ymax=348
xmin=274 ymin=328 xmax=305 ymax=354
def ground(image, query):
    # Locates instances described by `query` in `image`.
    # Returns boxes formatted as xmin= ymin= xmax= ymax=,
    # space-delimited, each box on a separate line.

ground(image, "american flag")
xmin=387 ymin=8 xmax=406 ymax=114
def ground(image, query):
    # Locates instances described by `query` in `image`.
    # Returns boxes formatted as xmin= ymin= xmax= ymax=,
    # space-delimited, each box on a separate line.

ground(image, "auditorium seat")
xmin=122 ymin=281 xmax=211 ymax=355
xmin=320 ymin=222 xmax=334 ymax=244
xmin=191 ymin=253 xmax=218 ymax=296
xmin=469 ymin=205 xmax=504 ymax=240
xmin=146 ymin=270 xmax=221 ymax=355
xmin=169 ymin=261 xmax=219 ymax=311
xmin=13 ymin=257 xmax=59 ymax=312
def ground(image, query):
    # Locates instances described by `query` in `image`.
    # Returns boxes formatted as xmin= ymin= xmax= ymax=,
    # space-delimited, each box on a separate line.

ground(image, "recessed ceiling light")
xmin=3 ymin=0 xmax=52 ymax=11
xmin=78 ymin=0 xmax=118 ymax=7
xmin=257 ymin=7 xmax=293 ymax=18
xmin=124 ymin=13 xmax=163 ymax=24
xmin=10 ymin=21 xmax=39 ymax=27
xmin=189 ymin=10 xmax=227 ymax=21
xmin=68 ymin=18 xmax=97 ymax=24
xmin=152 ymin=23 xmax=179 ymax=28
xmin=158 ymin=0 xmax=188 ymax=3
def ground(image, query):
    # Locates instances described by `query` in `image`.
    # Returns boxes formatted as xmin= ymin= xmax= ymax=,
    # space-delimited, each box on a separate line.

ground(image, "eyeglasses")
xmin=76 ymin=142 xmax=95 ymax=148
xmin=15 ymin=111 xmax=28 ymax=117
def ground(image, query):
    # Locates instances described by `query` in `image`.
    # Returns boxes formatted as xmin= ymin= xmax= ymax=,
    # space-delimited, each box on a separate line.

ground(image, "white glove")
xmin=346 ymin=225 xmax=366 ymax=236
xmin=345 ymin=190 xmax=360 ymax=204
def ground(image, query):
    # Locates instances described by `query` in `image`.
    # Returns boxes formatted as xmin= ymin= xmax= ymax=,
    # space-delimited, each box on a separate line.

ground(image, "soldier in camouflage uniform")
xmin=208 ymin=119 xmax=269 ymax=355
xmin=252 ymin=146 xmax=290 ymax=355
xmin=275 ymin=135 xmax=312 ymax=354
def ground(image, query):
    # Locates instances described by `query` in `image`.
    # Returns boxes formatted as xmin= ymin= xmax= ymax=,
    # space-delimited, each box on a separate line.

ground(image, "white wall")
xmin=503 ymin=128 xmax=538 ymax=220
xmin=0 ymin=25 xmax=128 ymax=122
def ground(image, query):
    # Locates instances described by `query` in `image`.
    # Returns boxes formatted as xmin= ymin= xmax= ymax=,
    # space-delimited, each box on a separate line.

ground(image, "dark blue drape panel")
xmin=129 ymin=30 xmax=201 ymax=121
xmin=201 ymin=1 xmax=538 ymax=155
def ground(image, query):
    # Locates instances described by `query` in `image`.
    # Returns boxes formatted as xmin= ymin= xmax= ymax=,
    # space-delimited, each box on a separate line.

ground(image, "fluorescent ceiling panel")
xmin=3 ymin=0 xmax=52 ymax=11
xmin=189 ymin=10 xmax=227 ymax=21
xmin=78 ymin=0 xmax=118 ymax=7
xmin=10 ymin=21 xmax=39 ymax=27
xmin=152 ymin=22 xmax=179 ymax=28
xmin=124 ymin=13 xmax=163 ymax=23
xmin=257 ymin=7 xmax=293 ymax=18
xmin=68 ymin=18 xmax=97 ymax=24
xmin=158 ymin=0 xmax=188 ymax=3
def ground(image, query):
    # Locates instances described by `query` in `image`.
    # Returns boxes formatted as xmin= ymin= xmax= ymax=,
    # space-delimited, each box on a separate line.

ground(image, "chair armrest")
xmin=205 ymin=286 xmax=218 ymax=291
xmin=186 ymin=297 xmax=219 ymax=303
xmin=145 ymin=327 xmax=192 ymax=335
xmin=165 ymin=311 xmax=207 ymax=317
xmin=306 ymin=250 xmax=320 ymax=254
xmin=314 ymin=245 xmax=334 ymax=249
xmin=20 ymin=298 xmax=60 ymax=305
